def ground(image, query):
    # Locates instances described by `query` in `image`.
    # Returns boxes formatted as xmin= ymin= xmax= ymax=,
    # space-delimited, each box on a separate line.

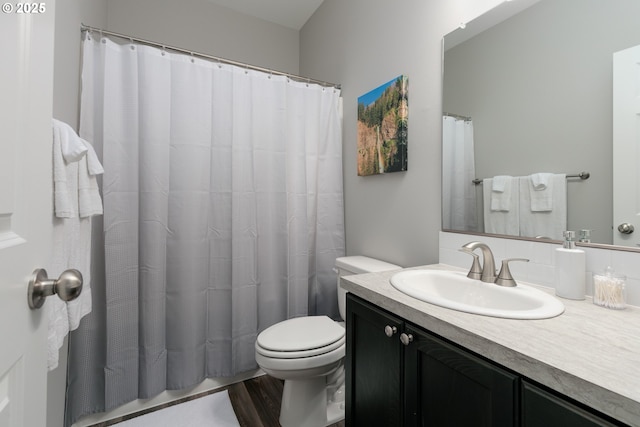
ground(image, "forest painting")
xmin=357 ymin=75 xmax=408 ymax=176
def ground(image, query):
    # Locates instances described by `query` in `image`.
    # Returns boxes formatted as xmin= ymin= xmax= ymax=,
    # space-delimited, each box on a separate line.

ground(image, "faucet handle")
xmin=495 ymin=258 xmax=529 ymax=287
xmin=459 ymin=249 xmax=482 ymax=280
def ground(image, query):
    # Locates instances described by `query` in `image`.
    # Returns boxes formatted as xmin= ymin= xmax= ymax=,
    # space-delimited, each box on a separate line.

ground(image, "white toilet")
xmin=255 ymin=256 xmax=400 ymax=427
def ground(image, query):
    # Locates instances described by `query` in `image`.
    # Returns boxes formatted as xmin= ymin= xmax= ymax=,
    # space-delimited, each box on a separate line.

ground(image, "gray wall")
xmin=106 ymin=0 xmax=300 ymax=74
xmin=300 ymin=0 xmax=502 ymax=268
xmin=443 ymin=0 xmax=640 ymax=245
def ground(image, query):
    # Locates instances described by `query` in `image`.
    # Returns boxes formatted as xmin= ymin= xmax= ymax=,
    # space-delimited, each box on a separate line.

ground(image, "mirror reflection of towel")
xmin=529 ymin=173 xmax=554 ymax=211
xmin=519 ymin=174 xmax=566 ymax=240
xmin=490 ymin=175 xmax=513 ymax=212
xmin=483 ymin=178 xmax=519 ymax=235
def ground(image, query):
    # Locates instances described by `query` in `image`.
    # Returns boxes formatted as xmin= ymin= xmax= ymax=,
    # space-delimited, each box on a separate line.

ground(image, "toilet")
xmin=255 ymin=256 xmax=400 ymax=427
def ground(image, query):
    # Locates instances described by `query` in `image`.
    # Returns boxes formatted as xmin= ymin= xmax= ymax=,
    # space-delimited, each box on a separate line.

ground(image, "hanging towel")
xmin=530 ymin=172 xmax=552 ymax=190
xmin=519 ymin=174 xmax=566 ymax=240
xmin=78 ymin=143 xmax=104 ymax=218
xmin=528 ymin=173 xmax=554 ymax=211
xmin=483 ymin=178 xmax=519 ymax=235
xmin=47 ymin=119 xmax=103 ymax=370
xmin=490 ymin=175 xmax=513 ymax=212
xmin=53 ymin=119 xmax=88 ymax=162
xmin=53 ymin=120 xmax=81 ymax=218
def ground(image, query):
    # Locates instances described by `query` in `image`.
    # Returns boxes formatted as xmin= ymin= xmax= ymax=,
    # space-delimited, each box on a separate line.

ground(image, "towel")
xmin=519 ymin=174 xmax=566 ymax=240
xmin=53 ymin=119 xmax=88 ymax=162
xmin=483 ymin=178 xmax=519 ymax=235
xmin=78 ymin=147 xmax=104 ymax=218
xmin=528 ymin=173 xmax=554 ymax=211
xmin=52 ymin=126 xmax=78 ymax=218
xmin=490 ymin=175 xmax=513 ymax=212
xmin=530 ymin=172 xmax=552 ymax=190
xmin=47 ymin=119 xmax=103 ymax=370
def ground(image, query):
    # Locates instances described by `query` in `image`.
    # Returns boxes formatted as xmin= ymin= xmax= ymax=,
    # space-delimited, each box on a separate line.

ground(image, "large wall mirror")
xmin=442 ymin=0 xmax=640 ymax=249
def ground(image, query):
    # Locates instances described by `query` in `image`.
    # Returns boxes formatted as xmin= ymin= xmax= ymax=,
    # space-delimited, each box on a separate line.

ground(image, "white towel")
xmin=47 ymin=119 xmax=102 ymax=371
xmin=84 ymin=139 xmax=104 ymax=175
xmin=53 ymin=119 xmax=88 ymax=162
xmin=528 ymin=173 xmax=554 ymax=211
xmin=52 ymin=123 xmax=78 ymax=218
xmin=519 ymin=174 xmax=566 ymax=240
xmin=483 ymin=178 xmax=519 ymax=235
xmin=490 ymin=175 xmax=514 ymax=212
xmin=48 ymin=216 xmax=93 ymax=370
xmin=78 ymin=152 xmax=104 ymax=218
xmin=530 ymin=172 xmax=552 ymax=190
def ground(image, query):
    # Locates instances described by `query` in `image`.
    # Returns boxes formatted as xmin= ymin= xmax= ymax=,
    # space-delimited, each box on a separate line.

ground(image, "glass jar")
xmin=592 ymin=269 xmax=626 ymax=310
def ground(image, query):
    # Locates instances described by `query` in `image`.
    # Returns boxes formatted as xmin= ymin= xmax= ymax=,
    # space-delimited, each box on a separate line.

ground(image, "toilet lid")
xmin=257 ymin=316 xmax=345 ymax=352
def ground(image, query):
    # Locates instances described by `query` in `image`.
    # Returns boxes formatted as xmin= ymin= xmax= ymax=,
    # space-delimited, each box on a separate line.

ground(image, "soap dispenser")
xmin=554 ymin=231 xmax=586 ymax=300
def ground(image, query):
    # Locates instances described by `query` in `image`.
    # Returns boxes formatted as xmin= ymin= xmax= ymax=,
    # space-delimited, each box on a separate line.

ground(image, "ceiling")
xmin=205 ymin=0 xmax=325 ymax=30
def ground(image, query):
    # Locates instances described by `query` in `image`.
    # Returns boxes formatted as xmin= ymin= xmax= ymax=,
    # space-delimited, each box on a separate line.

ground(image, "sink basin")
xmin=390 ymin=269 xmax=564 ymax=319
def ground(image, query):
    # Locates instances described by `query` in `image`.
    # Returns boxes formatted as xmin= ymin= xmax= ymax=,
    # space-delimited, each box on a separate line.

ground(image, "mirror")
xmin=442 ymin=0 xmax=640 ymax=248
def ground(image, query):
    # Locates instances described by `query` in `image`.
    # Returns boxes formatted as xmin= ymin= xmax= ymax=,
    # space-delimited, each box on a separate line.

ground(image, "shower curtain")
xmin=442 ymin=116 xmax=477 ymax=231
xmin=65 ymin=34 xmax=344 ymax=425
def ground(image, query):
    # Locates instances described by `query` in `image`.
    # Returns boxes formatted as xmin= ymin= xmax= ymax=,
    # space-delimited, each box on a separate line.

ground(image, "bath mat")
xmin=114 ymin=390 xmax=240 ymax=427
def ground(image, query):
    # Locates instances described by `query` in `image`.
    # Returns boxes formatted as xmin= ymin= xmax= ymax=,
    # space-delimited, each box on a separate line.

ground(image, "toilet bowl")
xmin=254 ymin=256 xmax=400 ymax=427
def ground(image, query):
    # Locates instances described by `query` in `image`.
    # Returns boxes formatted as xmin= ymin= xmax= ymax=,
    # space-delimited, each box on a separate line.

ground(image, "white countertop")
xmin=340 ymin=264 xmax=640 ymax=426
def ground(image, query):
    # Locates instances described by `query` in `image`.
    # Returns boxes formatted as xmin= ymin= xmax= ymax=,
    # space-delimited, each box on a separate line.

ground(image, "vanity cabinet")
xmin=346 ymin=294 xmax=626 ymax=427
xmin=346 ymin=294 xmax=517 ymax=427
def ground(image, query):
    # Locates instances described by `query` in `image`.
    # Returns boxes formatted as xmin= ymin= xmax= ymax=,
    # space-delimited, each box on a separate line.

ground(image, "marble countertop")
xmin=340 ymin=264 xmax=640 ymax=426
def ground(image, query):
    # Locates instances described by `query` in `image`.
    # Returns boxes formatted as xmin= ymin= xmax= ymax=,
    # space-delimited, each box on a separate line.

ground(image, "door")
xmin=0 ymin=3 xmax=56 ymax=427
xmin=404 ymin=326 xmax=518 ymax=427
xmin=613 ymin=44 xmax=640 ymax=247
xmin=345 ymin=294 xmax=403 ymax=427
xmin=521 ymin=381 xmax=619 ymax=427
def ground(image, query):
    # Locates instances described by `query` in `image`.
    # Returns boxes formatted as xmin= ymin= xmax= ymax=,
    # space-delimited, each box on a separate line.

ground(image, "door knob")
xmin=618 ymin=223 xmax=634 ymax=234
xmin=27 ymin=268 xmax=83 ymax=309
xmin=400 ymin=333 xmax=413 ymax=346
xmin=384 ymin=325 xmax=397 ymax=337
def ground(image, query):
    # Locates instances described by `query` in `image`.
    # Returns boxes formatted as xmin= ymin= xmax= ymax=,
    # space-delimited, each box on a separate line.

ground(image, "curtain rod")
xmin=80 ymin=24 xmax=341 ymax=90
xmin=472 ymin=172 xmax=590 ymax=185
xmin=444 ymin=112 xmax=472 ymax=121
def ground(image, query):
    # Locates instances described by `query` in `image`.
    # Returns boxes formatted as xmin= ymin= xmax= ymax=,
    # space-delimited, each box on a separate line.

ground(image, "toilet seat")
xmin=256 ymin=316 xmax=345 ymax=359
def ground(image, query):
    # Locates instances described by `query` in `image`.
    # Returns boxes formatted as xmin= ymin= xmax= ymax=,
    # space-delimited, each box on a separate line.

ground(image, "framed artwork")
xmin=357 ymin=75 xmax=408 ymax=176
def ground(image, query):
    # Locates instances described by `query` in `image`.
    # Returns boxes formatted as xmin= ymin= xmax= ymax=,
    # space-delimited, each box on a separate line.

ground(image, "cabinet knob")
xmin=384 ymin=325 xmax=397 ymax=337
xmin=400 ymin=333 xmax=413 ymax=346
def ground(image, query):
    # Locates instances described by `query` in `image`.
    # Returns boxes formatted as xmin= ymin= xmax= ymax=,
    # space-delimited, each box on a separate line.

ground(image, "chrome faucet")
xmin=460 ymin=241 xmax=530 ymax=287
xmin=459 ymin=242 xmax=497 ymax=283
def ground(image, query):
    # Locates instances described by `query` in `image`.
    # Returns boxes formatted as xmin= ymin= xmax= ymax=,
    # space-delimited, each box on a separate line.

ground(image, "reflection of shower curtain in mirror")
xmin=442 ymin=116 xmax=477 ymax=231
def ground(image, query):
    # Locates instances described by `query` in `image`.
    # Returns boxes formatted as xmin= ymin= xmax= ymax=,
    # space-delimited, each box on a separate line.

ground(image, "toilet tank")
xmin=335 ymin=256 xmax=400 ymax=320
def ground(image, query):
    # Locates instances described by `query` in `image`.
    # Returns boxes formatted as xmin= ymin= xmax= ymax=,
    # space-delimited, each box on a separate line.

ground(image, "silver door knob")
xmin=27 ymin=268 xmax=83 ymax=309
xmin=618 ymin=223 xmax=635 ymax=234
xmin=400 ymin=333 xmax=413 ymax=346
xmin=384 ymin=325 xmax=397 ymax=337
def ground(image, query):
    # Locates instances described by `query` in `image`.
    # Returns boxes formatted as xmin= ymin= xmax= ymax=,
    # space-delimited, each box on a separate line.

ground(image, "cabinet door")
xmin=346 ymin=294 xmax=404 ymax=427
xmin=522 ymin=381 xmax=622 ymax=427
xmin=404 ymin=325 xmax=519 ymax=427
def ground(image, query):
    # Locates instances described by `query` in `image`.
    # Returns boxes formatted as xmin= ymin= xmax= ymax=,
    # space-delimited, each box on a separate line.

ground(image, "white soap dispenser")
xmin=554 ymin=231 xmax=586 ymax=300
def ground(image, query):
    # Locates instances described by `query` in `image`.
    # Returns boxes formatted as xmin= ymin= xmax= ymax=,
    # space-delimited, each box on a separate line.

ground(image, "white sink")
xmin=390 ymin=269 xmax=564 ymax=319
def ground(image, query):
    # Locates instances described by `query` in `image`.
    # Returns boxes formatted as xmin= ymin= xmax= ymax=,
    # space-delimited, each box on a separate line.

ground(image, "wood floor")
xmin=228 ymin=375 xmax=346 ymax=427
xmin=92 ymin=374 xmax=345 ymax=427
